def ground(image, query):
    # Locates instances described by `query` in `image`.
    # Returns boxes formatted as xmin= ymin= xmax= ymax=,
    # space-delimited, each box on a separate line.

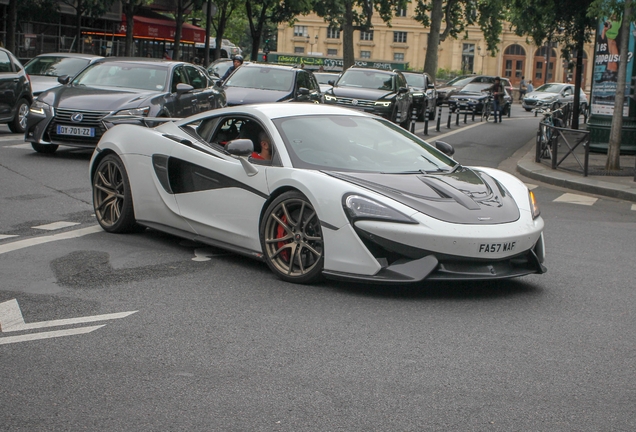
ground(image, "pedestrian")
xmin=519 ymin=76 xmax=527 ymax=103
xmin=526 ymin=80 xmax=534 ymax=93
xmin=484 ymin=76 xmax=505 ymax=123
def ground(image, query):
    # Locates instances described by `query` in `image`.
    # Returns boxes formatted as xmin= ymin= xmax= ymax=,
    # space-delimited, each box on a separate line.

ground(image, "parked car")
xmin=437 ymin=75 xmax=513 ymax=105
xmin=522 ymin=83 xmax=589 ymax=112
xmin=26 ymin=58 xmax=226 ymax=154
xmin=313 ymin=71 xmax=340 ymax=93
xmin=24 ymin=53 xmax=103 ymax=96
xmin=221 ymin=63 xmax=322 ymax=106
xmin=323 ymin=67 xmax=412 ymax=127
xmin=0 ymin=47 xmax=32 ymax=133
xmin=448 ymin=82 xmax=512 ymax=115
xmin=88 ymin=103 xmax=546 ymax=284
xmin=403 ymin=71 xmax=437 ymax=121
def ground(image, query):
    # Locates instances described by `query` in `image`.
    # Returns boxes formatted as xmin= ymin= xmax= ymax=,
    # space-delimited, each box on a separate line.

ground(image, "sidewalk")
xmin=516 ymin=141 xmax=636 ymax=202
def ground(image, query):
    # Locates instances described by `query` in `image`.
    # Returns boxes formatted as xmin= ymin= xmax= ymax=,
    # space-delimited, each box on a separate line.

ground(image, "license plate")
xmin=478 ymin=242 xmax=516 ymax=253
xmin=57 ymin=125 xmax=95 ymax=137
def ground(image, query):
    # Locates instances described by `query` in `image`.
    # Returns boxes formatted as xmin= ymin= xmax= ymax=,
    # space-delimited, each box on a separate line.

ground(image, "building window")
xmin=394 ymin=53 xmax=405 ymax=62
xmin=393 ymin=32 xmax=407 ymax=43
xmin=327 ymin=49 xmax=338 ymax=56
xmin=461 ymin=43 xmax=475 ymax=74
xmin=327 ymin=27 xmax=340 ymax=39
xmin=396 ymin=8 xmax=407 ymax=17
xmin=294 ymin=46 xmax=305 ymax=54
xmin=360 ymin=30 xmax=374 ymax=41
xmin=360 ymin=50 xmax=371 ymax=59
xmin=294 ymin=26 xmax=308 ymax=38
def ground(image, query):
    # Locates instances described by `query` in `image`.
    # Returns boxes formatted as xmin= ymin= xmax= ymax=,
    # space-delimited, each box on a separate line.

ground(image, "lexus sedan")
xmin=89 ymin=103 xmax=546 ymax=284
xmin=323 ymin=67 xmax=412 ymax=127
xmin=24 ymin=52 xmax=103 ymax=96
xmin=26 ymin=57 xmax=226 ymax=154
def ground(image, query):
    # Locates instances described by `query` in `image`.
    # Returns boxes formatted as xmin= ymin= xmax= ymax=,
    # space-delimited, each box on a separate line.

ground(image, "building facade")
xmin=277 ymin=5 xmax=594 ymax=91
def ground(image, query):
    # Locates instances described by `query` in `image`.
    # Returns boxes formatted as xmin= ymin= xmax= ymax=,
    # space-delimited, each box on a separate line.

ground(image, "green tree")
xmin=414 ymin=0 xmax=506 ymax=82
xmin=209 ymin=0 xmax=241 ymax=62
xmin=588 ymin=0 xmax=634 ymax=170
xmin=314 ymin=0 xmax=407 ymax=70
xmin=121 ymin=0 xmax=153 ymax=57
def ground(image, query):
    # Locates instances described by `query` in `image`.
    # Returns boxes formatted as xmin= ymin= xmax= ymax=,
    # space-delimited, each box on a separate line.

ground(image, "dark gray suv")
xmin=0 ymin=48 xmax=32 ymax=133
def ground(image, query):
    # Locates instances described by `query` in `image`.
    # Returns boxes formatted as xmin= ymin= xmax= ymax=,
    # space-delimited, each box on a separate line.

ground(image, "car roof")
xmin=345 ymin=67 xmax=398 ymax=75
xmin=33 ymin=52 xmax=103 ymax=59
xmin=96 ymin=57 xmax=179 ymax=66
xmin=239 ymin=62 xmax=305 ymax=72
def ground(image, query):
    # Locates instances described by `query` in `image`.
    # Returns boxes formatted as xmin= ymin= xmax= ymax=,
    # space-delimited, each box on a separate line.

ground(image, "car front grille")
xmin=335 ymin=98 xmax=376 ymax=108
xmin=524 ymin=99 xmax=538 ymax=106
xmin=47 ymin=108 xmax=111 ymax=146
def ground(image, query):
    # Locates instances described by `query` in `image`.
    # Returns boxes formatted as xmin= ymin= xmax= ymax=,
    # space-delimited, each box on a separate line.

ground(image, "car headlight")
xmin=114 ymin=106 xmax=150 ymax=116
xmin=343 ymin=194 xmax=417 ymax=224
xmin=374 ymin=101 xmax=392 ymax=107
xmin=529 ymin=191 xmax=540 ymax=219
xmin=412 ymin=92 xmax=424 ymax=97
xmin=324 ymin=94 xmax=337 ymax=102
xmin=30 ymin=100 xmax=50 ymax=115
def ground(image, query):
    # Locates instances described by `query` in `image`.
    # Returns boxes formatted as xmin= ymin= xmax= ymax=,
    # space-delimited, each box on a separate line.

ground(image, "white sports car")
xmin=90 ymin=104 xmax=546 ymax=284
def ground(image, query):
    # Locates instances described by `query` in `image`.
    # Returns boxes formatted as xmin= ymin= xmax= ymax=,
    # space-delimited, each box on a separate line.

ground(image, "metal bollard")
xmin=447 ymin=109 xmax=452 ymax=129
xmin=436 ymin=107 xmax=442 ymax=131
xmin=535 ymin=109 xmax=538 ymax=117
xmin=456 ymin=110 xmax=460 ymax=126
xmin=472 ymin=107 xmax=476 ymax=122
xmin=395 ymin=109 xmax=401 ymax=127
xmin=464 ymin=111 xmax=467 ymax=124
xmin=410 ymin=107 xmax=417 ymax=133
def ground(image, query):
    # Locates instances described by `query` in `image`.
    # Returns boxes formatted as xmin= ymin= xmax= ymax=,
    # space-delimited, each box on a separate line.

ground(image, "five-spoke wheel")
xmin=260 ymin=192 xmax=324 ymax=283
xmin=92 ymin=154 xmax=138 ymax=233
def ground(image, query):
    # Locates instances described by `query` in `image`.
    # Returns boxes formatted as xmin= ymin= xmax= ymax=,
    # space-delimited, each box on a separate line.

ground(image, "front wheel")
xmin=260 ymin=191 xmax=324 ymax=284
xmin=9 ymin=99 xmax=29 ymax=133
xmin=31 ymin=142 xmax=59 ymax=154
xmin=92 ymin=154 xmax=138 ymax=233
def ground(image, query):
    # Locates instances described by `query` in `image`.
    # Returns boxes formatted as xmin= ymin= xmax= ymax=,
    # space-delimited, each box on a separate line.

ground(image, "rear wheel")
xmin=9 ymin=99 xmax=29 ymax=133
xmin=260 ymin=191 xmax=324 ymax=284
xmin=92 ymin=154 xmax=138 ymax=233
xmin=31 ymin=142 xmax=59 ymax=154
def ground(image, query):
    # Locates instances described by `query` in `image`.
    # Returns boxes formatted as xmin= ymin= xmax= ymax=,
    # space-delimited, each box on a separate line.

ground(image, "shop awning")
xmin=118 ymin=15 xmax=206 ymax=44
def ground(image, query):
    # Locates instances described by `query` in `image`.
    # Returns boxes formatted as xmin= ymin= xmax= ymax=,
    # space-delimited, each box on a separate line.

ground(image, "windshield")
xmin=460 ymin=83 xmax=490 ymax=93
xmin=535 ymin=84 xmax=565 ymax=93
xmin=274 ymin=115 xmax=456 ymax=173
xmin=336 ymin=70 xmax=395 ymax=91
xmin=208 ymin=60 xmax=232 ymax=77
xmin=313 ymin=72 xmax=338 ymax=84
xmin=446 ymin=75 xmax=471 ymax=86
xmin=404 ymin=74 xmax=425 ymax=88
xmin=25 ymin=56 xmax=91 ymax=77
xmin=225 ymin=67 xmax=293 ymax=91
xmin=72 ymin=62 xmax=168 ymax=91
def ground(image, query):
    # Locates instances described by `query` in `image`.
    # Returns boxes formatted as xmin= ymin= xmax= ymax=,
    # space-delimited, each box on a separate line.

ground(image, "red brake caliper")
xmin=276 ymin=214 xmax=290 ymax=262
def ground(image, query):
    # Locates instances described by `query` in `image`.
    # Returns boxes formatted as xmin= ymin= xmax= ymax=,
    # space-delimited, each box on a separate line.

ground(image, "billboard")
xmin=591 ymin=16 xmax=635 ymax=116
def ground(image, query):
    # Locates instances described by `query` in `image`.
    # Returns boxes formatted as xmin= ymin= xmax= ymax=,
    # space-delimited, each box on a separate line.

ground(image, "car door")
xmin=184 ymin=64 xmax=212 ymax=113
xmin=170 ymin=65 xmax=197 ymax=117
xmin=169 ymin=115 xmax=271 ymax=253
xmin=561 ymin=85 xmax=574 ymax=104
xmin=0 ymin=50 xmax=20 ymax=122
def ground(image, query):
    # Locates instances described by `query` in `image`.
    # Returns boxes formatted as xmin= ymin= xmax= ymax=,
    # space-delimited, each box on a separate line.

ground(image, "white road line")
xmin=525 ymin=183 xmax=539 ymax=190
xmin=0 ymin=299 xmax=138 ymax=332
xmin=6 ymin=143 xmax=31 ymax=149
xmin=0 ymin=135 xmax=24 ymax=142
xmin=0 ymin=325 xmax=106 ymax=345
xmin=553 ymin=193 xmax=598 ymax=206
xmin=0 ymin=225 xmax=102 ymax=255
xmin=32 ymin=221 xmax=81 ymax=231
xmin=0 ymin=234 xmax=18 ymax=240
xmin=632 ymin=204 xmax=636 ymax=211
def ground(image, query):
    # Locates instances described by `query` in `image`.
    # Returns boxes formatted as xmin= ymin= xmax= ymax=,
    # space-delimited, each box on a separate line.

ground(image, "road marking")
xmin=32 ymin=221 xmax=81 ymax=231
xmin=0 ymin=135 xmax=24 ymax=142
xmin=0 ymin=234 xmax=18 ymax=240
xmin=0 ymin=299 xmax=138 ymax=332
xmin=632 ymin=204 xmax=636 ymax=211
xmin=0 ymin=225 xmax=102 ymax=255
xmin=553 ymin=193 xmax=598 ymax=206
xmin=414 ymin=115 xmax=538 ymax=137
xmin=525 ymin=183 xmax=539 ymax=190
xmin=0 ymin=325 xmax=106 ymax=345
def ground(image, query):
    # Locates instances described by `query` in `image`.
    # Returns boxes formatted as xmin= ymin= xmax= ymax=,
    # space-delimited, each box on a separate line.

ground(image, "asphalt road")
xmin=1 ymin=106 xmax=634 ymax=431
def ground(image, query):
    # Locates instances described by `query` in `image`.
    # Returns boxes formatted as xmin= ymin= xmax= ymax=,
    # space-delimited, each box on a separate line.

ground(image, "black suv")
xmin=403 ymin=71 xmax=437 ymax=121
xmin=0 ymin=48 xmax=32 ymax=133
xmin=221 ymin=63 xmax=322 ymax=106
xmin=323 ymin=67 xmax=412 ymax=127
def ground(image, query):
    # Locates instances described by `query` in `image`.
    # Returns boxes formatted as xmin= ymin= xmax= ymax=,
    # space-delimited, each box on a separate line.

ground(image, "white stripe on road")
xmin=553 ymin=193 xmax=598 ymax=206
xmin=632 ymin=204 xmax=636 ymax=211
xmin=0 ymin=225 xmax=103 ymax=255
xmin=6 ymin=143 xmax=31 ymax=149
xmin=525 ymin=183 xmax=539 ymax=190
xmin=0 ymin=234 xmax=18 ymax=240
xmin=0 ymin=325 xmax=106 ymax=345
xmin=0 ymin=135 xmax=24 ymax=142
xmin=32 ymin=221 xmax=81 ymax=231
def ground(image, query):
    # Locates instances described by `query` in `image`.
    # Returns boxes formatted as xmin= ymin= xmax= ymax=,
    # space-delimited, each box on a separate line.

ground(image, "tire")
xmin=92 ymin=154 xmax=139 ymax=233
xmin=8 ymin=99 xmax=29 ymax=133
xmin=31 ymin=142 xmax=59 ymax=154
xmin=524 ymin=108 xmax=532 ymax=112
xmin=482 ymin=103 xmax=491 ymax=122
xmin=260 ymin=191 xmax=324 ymax=284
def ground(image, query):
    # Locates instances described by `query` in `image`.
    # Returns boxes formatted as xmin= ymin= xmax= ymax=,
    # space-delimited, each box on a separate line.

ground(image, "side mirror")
xmin=58 ymin=75 xmax=70 ymax=85
xmin=176 ymin=83 xmax=194 ymax=94
xmin=226 ymin=139 xmax=254 ymax=157
xmin=427 ymin=83 xmax=435 ymax=89
xmin=328 ymin=80 xmax=335 ymax=86
xmin=297 ymin=87 xmax=310 ymax=96
xmin=434 ymin=140 xmax=455 ymax=156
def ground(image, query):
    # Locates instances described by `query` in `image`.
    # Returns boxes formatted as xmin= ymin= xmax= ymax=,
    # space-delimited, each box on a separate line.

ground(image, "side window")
xmin=307 ymin=73 xmax=319 ymax=91
xmin=185 ymin=66 xmax=205 ymax=89
xmin=296 ymin=72 xmax=309 ymax=90
xmin=0 ymin=51 xmax=12 ymax=73
xmin=171 ymin=66 xmax=189 ymax=92
xmin=8 ymin=52 xmax=22 ymax=72
xmin=396 ymin=73 xmax=407 ymax=89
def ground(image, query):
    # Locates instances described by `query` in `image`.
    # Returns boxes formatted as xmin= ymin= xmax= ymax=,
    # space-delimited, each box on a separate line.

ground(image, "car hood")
xmin=224 ymin=87 xmax=291 ymax=105
xmin=450 ymin=91 xmax=485 ymax=99
xmin=329 ymin=87 xmax=395 ymax=100
xmin=326 ymin=167 xmax=520 ymax=224
xmin=437 ymin=85 xmax=459 ymax=93
xmin=37 ymin=85 xmax=156 ymax=111
xmin=29 ymin=76 xmax=62 ymax=95
xmin=525 ymin=91 xmax=558 ymax=100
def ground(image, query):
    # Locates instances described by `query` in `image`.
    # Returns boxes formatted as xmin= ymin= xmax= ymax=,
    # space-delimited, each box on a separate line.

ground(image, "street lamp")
xmin=477 ymin=46 xmax=487 ymax=74
xmin=306 ymin=34 xmax=318 ymax=55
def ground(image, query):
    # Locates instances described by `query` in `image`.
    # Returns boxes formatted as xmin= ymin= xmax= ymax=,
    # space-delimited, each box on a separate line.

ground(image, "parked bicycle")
xmin=481 ymin=93 xmax=493 ymax=122
xmin=535 ymin=106 xmax=564 ymax=159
